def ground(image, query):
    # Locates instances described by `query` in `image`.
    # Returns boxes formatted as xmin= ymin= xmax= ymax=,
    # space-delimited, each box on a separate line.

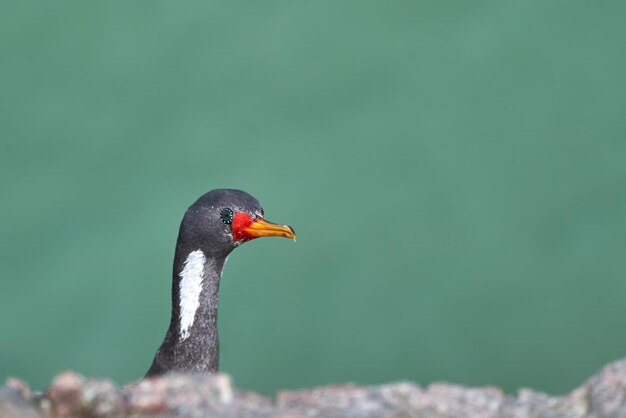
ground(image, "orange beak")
xmin=232 ymin=212 xmax=296 ymax=242
xmin=240 ymin=217 xmax=296 ymax=240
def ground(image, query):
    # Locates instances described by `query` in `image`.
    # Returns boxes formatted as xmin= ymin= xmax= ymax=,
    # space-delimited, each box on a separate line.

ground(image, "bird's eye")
xmin=219 ymin=208 xmax=234 ymax=225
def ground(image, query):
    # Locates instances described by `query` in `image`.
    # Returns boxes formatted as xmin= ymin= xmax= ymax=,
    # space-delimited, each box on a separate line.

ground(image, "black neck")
xmin=146 ymin=248 xmax=226 ymax=376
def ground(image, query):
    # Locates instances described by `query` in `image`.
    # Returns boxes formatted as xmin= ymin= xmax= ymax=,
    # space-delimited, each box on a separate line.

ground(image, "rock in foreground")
xmin=2 ymin=359 xmax=626 ymax=418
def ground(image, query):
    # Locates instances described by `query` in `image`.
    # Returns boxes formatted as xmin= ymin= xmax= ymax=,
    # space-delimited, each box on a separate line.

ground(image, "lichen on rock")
xmin=3 ymin=359 xmax=626 ymax=418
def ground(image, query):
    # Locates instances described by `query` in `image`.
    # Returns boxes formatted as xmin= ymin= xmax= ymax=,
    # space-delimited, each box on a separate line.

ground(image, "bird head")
xmin=178 ymin=189 xmax=296 ymax=258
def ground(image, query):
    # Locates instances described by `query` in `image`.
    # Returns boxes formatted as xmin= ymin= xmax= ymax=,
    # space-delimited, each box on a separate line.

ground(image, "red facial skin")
xmin=231 ymin=212 xmax=255 ymax=242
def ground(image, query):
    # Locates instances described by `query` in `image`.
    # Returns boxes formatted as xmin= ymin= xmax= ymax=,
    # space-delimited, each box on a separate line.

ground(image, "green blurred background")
xmin=1 ymin=1 xmax=625 ymax=396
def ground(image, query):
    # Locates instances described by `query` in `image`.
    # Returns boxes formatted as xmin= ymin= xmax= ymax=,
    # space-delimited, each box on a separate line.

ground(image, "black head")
xmin=177 ymin=189 xmax=295 ymax=259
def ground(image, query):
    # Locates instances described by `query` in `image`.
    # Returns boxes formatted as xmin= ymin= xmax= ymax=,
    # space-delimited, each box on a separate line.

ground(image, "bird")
xmin=146 ymin=189 xmax=295 ymax=376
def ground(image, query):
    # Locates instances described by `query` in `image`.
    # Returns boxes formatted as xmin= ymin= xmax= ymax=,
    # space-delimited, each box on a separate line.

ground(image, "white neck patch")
xmin=178 ymin=250 xmax=206 ymax=341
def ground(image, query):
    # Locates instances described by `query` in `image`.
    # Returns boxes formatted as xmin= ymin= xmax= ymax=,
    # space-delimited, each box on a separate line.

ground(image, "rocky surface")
xmin=2 ymin=359 xmax=626 ymax=418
